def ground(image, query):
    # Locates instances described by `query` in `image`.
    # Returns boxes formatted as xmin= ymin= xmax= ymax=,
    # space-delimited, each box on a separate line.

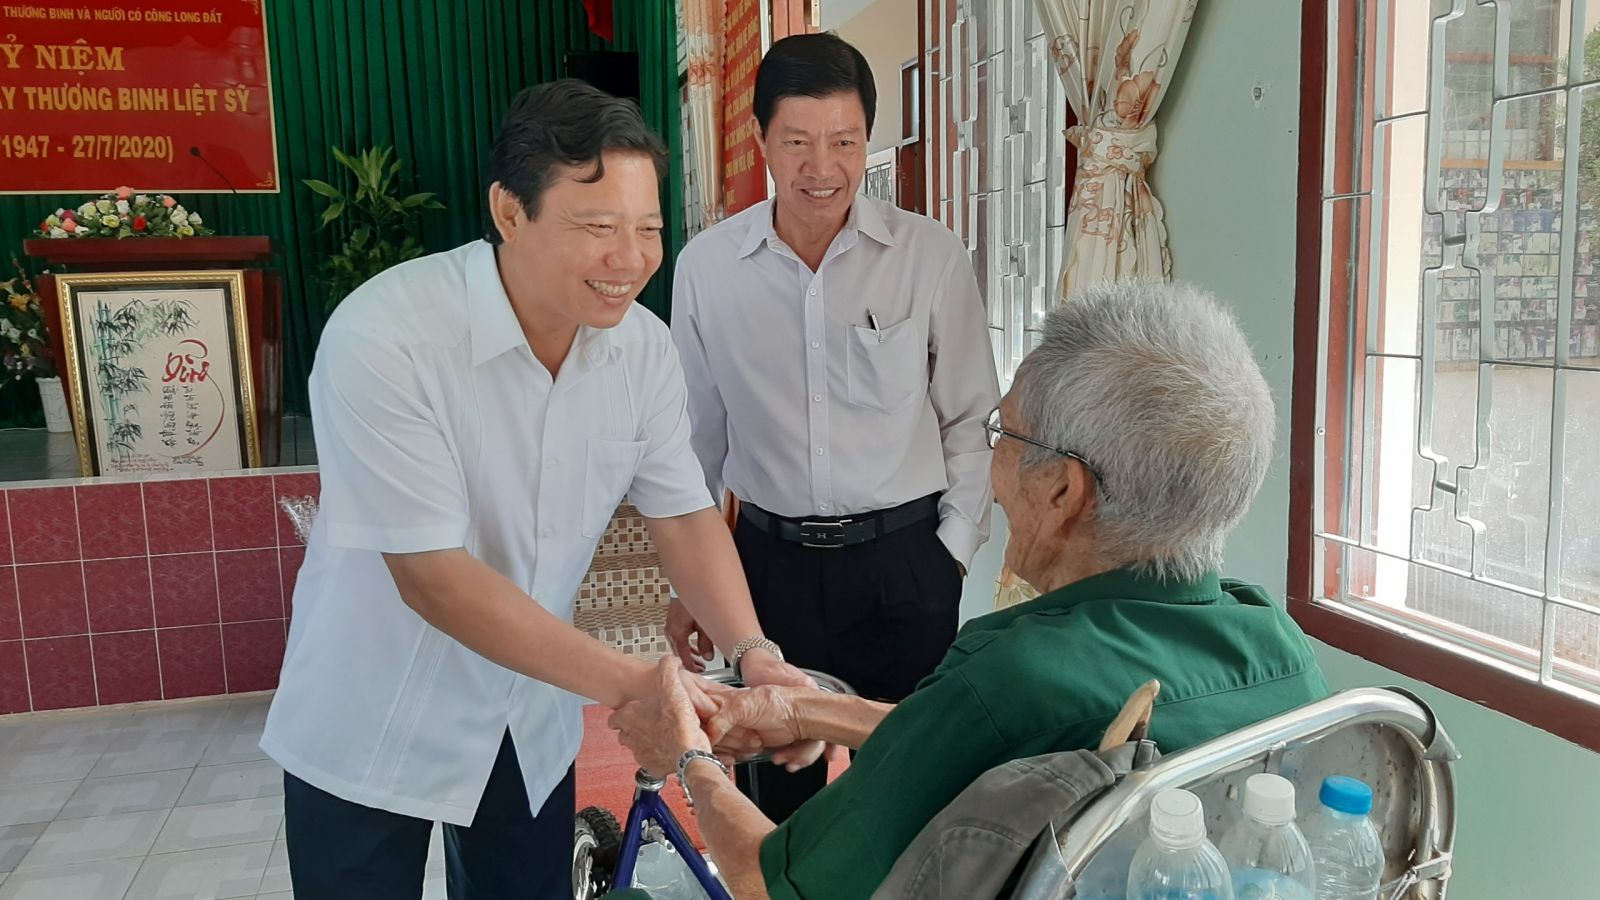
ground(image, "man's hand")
xmin=705 ymin=683 xmax=828 ymax=773
xmin=610 ymin=657 xmax=714 ymax=776
xmin=733 ymin=650 xmax=826 ymax=770
xmin=735 ymin=648 xmax=812 ymax=689
xmin=705 ymin=684 xmax=803 ymax=752
xmin=666 ymin=598 xmax=716 ymax=673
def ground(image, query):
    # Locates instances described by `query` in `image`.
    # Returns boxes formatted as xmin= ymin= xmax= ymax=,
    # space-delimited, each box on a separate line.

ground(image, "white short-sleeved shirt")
xmin=260 ymin=240 xmax=713 ymax=824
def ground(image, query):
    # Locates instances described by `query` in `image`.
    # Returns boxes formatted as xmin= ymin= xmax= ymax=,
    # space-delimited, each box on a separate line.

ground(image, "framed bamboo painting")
xmin=55 ymin=271 xmax=261 ymax=477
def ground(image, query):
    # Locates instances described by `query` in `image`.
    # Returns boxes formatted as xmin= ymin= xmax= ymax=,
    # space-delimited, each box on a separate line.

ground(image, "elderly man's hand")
xmin=725 ymin=653 xmax=829 ymax=771
xmin=610 ymin=657 xmax=715 ymax=776
xmin=706 ymin=683 xmax=828 ymax=773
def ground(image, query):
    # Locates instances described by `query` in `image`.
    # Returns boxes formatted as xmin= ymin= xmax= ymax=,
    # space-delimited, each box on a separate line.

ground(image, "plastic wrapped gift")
xmin=279 ymin=495 xmax=319 ymax=544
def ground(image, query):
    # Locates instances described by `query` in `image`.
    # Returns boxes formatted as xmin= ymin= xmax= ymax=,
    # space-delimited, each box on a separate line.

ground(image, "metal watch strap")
xmin=676 ymin=749 xmax=728 ymax=808
xmin=731 ymin=636 xmax=783 ymax=682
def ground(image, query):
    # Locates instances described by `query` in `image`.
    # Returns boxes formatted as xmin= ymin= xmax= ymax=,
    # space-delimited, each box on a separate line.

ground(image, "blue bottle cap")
xmin=1319 ymin=775 xmax=1373 ymax=815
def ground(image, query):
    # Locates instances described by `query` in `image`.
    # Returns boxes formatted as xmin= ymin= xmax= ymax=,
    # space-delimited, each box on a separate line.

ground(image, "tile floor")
xmin=0 ymin=692 xmax=444 ymax=900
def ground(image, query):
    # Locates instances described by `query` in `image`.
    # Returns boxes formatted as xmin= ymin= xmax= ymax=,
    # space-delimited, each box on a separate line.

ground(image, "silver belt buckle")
xmin=798 ymin=520 xmax=849 ymax=549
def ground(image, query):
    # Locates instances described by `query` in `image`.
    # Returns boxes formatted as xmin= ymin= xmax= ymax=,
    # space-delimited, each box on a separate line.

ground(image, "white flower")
xmin=170 ymin=209 xmax=187 ymax=225
xmin=115 ymin=200 xmax=130 ymax=215
xmin=48 ymin=227 xmax=67 ymax=239
xmin=54 ymin=208 xmax=65 ymax=217
xmin=25 ymin=329 xmax=36 ymax=340
xmin=77 ymin=203 xmax=95 ymax=218
xmin=187 ymin=212 xmax=203 ymax=226
xmin=135 ymin=194 xmax=149 ymax=206
xmin=177 ymin=225 xmax=195 ymax=237
xmin=95 ymin=199 xmax=113 ymax=214
xmin=2 ymin=322 xmax=20 ymax=340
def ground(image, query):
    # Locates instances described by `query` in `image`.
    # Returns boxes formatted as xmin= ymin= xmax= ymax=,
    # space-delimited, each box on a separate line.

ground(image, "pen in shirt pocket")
xmin=866 ymin=309 xmax=883 ymax=342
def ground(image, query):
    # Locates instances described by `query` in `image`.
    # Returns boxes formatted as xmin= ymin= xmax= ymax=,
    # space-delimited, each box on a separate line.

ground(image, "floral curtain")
xmin=1040 ymin=0 xmax=1195 ymax=297
xmin=996 ymin=0 xmax=1197 ymax=610
xmin=684 ymin=0 xmax=724 ymax=233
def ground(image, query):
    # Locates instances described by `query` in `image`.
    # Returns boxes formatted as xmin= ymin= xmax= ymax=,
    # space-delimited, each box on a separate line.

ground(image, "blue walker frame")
xmin=597 ymin=667 xmax=854 ymax=898
xmin=609 ymin=767 xmax=734 ymax=900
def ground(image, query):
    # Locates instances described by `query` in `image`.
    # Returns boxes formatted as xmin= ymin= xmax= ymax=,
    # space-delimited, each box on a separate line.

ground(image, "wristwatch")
xmin=676 ymin=748 xmax=729 ymax=808
xmin=730 ymin=636 xmax=784 ymax=683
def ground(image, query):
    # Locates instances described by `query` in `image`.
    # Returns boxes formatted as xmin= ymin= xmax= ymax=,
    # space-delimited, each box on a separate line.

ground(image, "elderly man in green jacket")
xmin=609 ymin=281 xmax=1330 ymax=900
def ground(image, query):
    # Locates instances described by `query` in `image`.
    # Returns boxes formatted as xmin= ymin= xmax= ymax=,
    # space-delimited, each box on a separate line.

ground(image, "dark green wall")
xmin=0 ymin=0 xmax=683 ymax=419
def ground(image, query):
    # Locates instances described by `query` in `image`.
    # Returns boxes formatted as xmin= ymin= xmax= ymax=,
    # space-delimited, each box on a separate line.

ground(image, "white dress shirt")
xmin=671 ymin=197 xmax=999 ymax=568
xmin=261 ymin=240 xmax=712 ymax=824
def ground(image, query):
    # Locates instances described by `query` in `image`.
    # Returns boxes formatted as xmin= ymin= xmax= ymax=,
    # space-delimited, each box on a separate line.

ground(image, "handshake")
xmin=607 ymin=655 xmax=832 ymax=781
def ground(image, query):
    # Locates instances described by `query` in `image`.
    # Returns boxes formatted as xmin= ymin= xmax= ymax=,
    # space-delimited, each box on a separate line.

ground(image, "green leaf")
xmin=319 ymin=200 xmax=346 ymax=225
xmin=303 ymin=179 xmax=343 ymax=201
xmin=331 ymin=146 xmax=359 ymax=172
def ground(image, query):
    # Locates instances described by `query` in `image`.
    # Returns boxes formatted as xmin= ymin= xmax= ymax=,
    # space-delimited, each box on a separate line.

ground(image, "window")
xmin=1294 ymin=0 xmax=1600 ymax=750
xmin=921 ymin=0 xmax=1069 ymax=386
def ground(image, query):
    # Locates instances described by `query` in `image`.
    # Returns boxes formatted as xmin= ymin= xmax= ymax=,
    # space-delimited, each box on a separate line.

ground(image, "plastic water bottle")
xmin=1126 ymin=788 xmax=1235 ymax=900
xmin=631 ymin=838 xmax=707 ymax=900
xmin=1218 ymin=774 xmax=1316 ymax=900
xmin=1301 ymin=776 xmax=1384 ymax=900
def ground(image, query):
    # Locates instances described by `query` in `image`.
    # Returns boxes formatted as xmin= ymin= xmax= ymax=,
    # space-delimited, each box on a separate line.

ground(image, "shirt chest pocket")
xmin=582 ymin=439 xmax=647 ymax=539
xmin=846 ymin=316 xmax=925 ymax=413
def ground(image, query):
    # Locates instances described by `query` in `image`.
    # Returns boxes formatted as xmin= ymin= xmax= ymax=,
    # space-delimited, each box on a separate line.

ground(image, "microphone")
xmin=190 ymin=146 xmax=239 ymax=195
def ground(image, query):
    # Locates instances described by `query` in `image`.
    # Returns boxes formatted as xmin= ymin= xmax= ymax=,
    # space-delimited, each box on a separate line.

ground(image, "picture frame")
xmin=54 ymin=270 xmax=261 ymax=477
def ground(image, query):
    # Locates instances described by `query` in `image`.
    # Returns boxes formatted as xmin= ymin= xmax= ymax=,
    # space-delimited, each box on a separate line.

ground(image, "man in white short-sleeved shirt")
xmin=261 ymin=80 xmax=806 ymax=900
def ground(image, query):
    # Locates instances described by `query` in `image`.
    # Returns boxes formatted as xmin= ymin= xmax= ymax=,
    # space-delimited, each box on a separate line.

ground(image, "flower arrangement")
xmin=0 ymin=258 xmax=56 ymax=385
xmin=37 ymin=186 xmax=213 ymax=239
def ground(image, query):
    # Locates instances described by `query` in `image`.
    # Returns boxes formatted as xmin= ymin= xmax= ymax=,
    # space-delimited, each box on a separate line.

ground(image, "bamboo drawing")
xmin=88 ymin=297 xmax=200 ymax=464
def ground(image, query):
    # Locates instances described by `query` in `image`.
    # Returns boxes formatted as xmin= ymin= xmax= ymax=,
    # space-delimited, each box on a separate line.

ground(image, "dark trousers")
xmin=284 ymin=731 xmax=576 ymax=900
xmin=732 ymin=502 xmax=962 ymax=822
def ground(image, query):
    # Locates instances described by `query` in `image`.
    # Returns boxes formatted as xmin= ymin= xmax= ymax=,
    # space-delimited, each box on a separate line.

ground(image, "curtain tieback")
xmin=1066 ymin=123 xmax=1159 ymax=177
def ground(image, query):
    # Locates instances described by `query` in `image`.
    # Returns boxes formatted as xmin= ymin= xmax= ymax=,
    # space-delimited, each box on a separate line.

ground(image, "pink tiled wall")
xmin=0 ymin=470 xmax=319 ymax=714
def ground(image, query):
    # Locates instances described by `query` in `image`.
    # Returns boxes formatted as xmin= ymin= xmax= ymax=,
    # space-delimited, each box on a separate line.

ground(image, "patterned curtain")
xmin=1040 ymin=0 xmax=1195 ymax=297
xmin=995 ymin=0 xmax=1197 ymax=610
xmin=684 ymin=0 xmax=724 ymax=233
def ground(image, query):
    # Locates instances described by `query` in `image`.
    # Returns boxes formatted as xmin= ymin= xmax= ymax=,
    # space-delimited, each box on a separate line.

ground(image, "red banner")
xmin=721 ymin=0 xmax=764 ymax=216
xmin=0 ymin=0 xmax=278 ymax=194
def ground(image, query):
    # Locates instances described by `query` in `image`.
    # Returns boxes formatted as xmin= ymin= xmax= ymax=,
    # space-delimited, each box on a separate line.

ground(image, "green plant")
xmin=1580 ymin=26 xmax=1600 ymax=210
xmin=304 ymin=146 xmax=445 ymax=311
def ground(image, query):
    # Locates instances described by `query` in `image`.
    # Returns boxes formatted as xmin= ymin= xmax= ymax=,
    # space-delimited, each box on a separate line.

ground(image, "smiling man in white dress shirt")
xmin=260 ymin=80 xmax=808 ymax=899
xmin=668 ymin=34 xmax=1001 ymax=821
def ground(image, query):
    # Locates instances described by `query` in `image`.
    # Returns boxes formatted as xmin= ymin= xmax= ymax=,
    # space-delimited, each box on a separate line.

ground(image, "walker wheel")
xmin=573 ymin=805 xmax=622 ymax=900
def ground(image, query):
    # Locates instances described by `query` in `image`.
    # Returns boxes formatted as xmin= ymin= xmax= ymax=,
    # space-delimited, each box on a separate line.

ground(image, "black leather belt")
xmin=739 ymin=494 xmax=940 ymax=549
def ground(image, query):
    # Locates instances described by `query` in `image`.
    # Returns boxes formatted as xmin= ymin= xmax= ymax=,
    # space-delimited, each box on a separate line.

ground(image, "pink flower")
xmin=115 ymin=186 xmax=132 ymax=200
xmin=1114 ymin=29 xmax=1141 ymax=79
xmin=1113 ymin=71 xmax=1161 ymax=124
xmin=62 ymin=218 xmax=78 ymax=233
xmin=60 ymin=209 xmax=75 ymax=220
xmin=162 ymin=195 xmax=177 ymax=208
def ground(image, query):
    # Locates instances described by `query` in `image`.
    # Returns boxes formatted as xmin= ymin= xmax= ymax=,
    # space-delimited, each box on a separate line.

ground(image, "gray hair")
xmin=1012 ymin=281 xmax=1275 ymax=581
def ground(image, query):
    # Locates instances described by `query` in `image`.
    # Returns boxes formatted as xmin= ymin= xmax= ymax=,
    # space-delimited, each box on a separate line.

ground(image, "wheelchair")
xmin=581 ymin=681 xmax=1457 ymax=900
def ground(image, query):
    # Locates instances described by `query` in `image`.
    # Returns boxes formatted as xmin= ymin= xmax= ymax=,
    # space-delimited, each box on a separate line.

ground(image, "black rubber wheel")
xmin=573 ymin=805 xmax=623 ymax=900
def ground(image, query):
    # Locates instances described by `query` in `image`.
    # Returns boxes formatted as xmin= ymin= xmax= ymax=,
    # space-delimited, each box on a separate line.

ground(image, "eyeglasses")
xmin=984 ymin=406 xmax=1106 ymax=488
